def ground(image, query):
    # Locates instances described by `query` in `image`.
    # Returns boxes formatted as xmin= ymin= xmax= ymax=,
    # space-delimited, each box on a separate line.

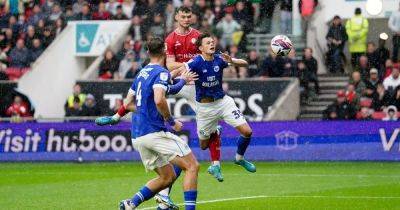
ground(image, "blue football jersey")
xmin=185 ymin=54 xmax=229 ymax=102
xmin=131 ymin=64 xmax=171 ymax=138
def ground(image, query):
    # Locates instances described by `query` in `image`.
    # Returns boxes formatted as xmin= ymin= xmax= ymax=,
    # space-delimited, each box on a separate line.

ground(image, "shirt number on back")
xmin=136 ymin=82 xmax=142 ymax=107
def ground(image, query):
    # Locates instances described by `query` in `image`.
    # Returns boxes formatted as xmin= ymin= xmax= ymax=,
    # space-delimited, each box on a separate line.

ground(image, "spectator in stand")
xmin=280 ymin=0 xmax=292 ymax=34
xmin=6 ymin=95 xmax=31 ymax=118
xmin=29 ymin=38 xmax=43 ymax=63
xmin=8 ymin=15 xmax=19 ymax=35
xmin=372 ymin=83 xmax=389 ymax=111
xmin=72 ymin=0 xmax=85 ymax=15
xmin=282 ymin=49 xmax=297 ymax=77
xmin=345 ymin=83 xmax=359 ymax=108
xmin=121 ymin=0 xmax=135 ymax=19
xmin=112 ymin=5 xmax=128 ymax=20
xmin=65 ymin=96 xmax=83 ymax=117
xmin=65 ymin=84 xmax=86 ymax=110
xmin=48 ymin=4 xmax=63 ymax=22
xmin=125 ymin=61 xmax=141 ymax=79
xmin=17 ymin=14 xmax=28 ymax=34
xmin=92 ymin=2 xmax=111 ymax=20
xmin=42 ymin=0 xmax=57 ymax=15
xmin=24 ymin=25 xmax=37 ymax=49
xmin=41 ymin=27 xmax=55 ymax=48
xmin=298 ymin=0 xmax=318 ymax=36
xmin=116 ymin=36 xmax=133 ymax=61
xmin=28 ymin=4 xmax=45 ymax=26
xmin=107 ymin=98 xmax=123 ymax=115
xmin=129 ymin=15 xmax=145 ymax=41
xmin=303 ymin=47 xmax=319 ymax=94
xmin=377 ymin=33 xmax=390 ymax=72
xmin=382 ymin=105 xmax=398 ymax=121
xmin=388 ymin=3 xmax=400 ymax=62
xmin=364 ymin=68 xmax=380 ymax=98
xmin=356 ymin=55 xmax=370 ymax=80
xmin=259 ymin=0 xmax=276 ymax=33
xmin=148 ymin=13 xmax=165 ymax=38
xmin=99 ymin=49 xmax=119 ymax=80
xmin=394 ymin=88 xmax=400 ymax=109
xmin=64 ymin=6 xmax=75 ymax=22
xmin=350 ymin=71 xmax=366 ymax=96
xmin=233 ymin=1 xmax=253 ymax=33
xmin=35 ymin=19 xmax=46 ymax=38
xmin=117 ymin=50 xmax=135 ymax=79
xmin=383 ymin=59 xmax=394 ymax=79
xmin=246 ymin=50 xmax=262 ymax=78
xmin=5 ymin=28 xmax=15 ymax=47
xmin=212 ymin=0 xmax=225 ymax=24
xmin=216 ymin=13 xmax=241 ymax=49
xmin=259 ymin=48 xmax=285 ymax=77
xmin=106 ymin=0 xmax=120 ymax=15
xmin=326 ymin=15 xmax=348 ymax=73
xmin=54 ymin=18 xmax=65 ymax=36
xmin=323 ymin=90 xmax=357 ymax=120
xmin=9 ymin=39 xmax=30 ymax=68
xmin=165 ymin=2 xmax=175 ymax=33
xmin=81 ymin=94 xmax=100 ymax=116
xmin=366 ymin=42 xmax=379 ymax=69
xmin=357 ymin=106 xmax=373 ymax=120
xmin=297 ymin=60 xmax=310 ymax=100
xmin=75 ymin=3 xmax=92 ymax=21
xmin=0 ymin=65 xmax=7 ymax=80
xmin=383 ymin=67 xmax=400 ymax=90
xmin=346 ymin=8 xmax=369 ymax=69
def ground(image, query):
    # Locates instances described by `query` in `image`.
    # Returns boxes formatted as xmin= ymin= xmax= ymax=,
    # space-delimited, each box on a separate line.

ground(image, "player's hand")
xmin=221 ymin=52 xmax=233 ymax=63
xmin=172 ymin=120 xmax=183 ymax=132
xmin=95 ymin=116 xmax=119 ymax=126
xmin=180 ymin=70 xmax=198 ymax=83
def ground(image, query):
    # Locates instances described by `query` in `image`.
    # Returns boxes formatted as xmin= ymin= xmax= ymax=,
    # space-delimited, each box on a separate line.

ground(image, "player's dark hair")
xmin=176 ymin=6 xmax=192 ymax=15
xmin=146 ymin=37 xmax=165 ymax=57
xmin=196 ymin=32 xmax=212 ymax=48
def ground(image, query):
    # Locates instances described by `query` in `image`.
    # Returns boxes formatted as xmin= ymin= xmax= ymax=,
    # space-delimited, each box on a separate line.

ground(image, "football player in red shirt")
xmin=155 ymin=6 xmax=223 ymax=210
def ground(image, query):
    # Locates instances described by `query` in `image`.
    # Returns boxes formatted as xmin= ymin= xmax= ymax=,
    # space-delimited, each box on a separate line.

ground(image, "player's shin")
xmin=209 ymin=132 xmax=221 ymax=166
xmin=236 ymin=135 xmax=251 ymax=160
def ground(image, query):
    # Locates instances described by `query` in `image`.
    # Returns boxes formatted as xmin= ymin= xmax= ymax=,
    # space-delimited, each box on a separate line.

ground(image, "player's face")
xmin=176 ymin=11 xmax=192 ymax=29
xmin=200 ymin=37 xmax=216 ymax=54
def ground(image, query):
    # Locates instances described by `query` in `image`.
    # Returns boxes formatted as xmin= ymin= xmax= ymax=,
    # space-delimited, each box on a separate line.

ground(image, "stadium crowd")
xmin=322 ymin=7 xmax=400 ymax=121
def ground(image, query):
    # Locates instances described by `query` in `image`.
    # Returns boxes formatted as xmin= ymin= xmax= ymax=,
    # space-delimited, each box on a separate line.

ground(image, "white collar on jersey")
xmin=174 ymin=27 xmax=193 ymax=36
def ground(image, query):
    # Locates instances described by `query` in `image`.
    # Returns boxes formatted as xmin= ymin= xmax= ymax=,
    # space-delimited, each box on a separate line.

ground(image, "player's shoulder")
xmin=191 ymin=28 xmax=201 ymax=36
xmin=188 ymin=54 xmax=203 ymax=63
xmin=165 ymin=31 xmax=175 ymax=43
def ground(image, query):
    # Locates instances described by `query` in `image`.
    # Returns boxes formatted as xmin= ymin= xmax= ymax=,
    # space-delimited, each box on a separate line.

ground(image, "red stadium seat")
xmin=5 ymin=67 xmax=31 ymax=81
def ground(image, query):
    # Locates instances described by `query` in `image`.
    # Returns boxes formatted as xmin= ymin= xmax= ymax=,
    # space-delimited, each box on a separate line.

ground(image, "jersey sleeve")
xmin=165 ymin=35 xmax=175 ymax=58
xmin=130 ymin=81 xmax=137 ymax=95
xmin=184 ymin=56 xmax=201 ymax=72
xmin=153 ymin=71 xmax=171 ymax=91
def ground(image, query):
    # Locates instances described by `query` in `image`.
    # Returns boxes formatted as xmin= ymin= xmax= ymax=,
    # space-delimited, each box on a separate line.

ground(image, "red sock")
xmin=209 ymin=132 xmax=221 ymax=161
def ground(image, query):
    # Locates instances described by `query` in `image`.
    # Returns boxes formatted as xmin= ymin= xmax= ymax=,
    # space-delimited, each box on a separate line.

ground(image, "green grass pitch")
xmin=1 ymin=162 xmax=400 ymax=210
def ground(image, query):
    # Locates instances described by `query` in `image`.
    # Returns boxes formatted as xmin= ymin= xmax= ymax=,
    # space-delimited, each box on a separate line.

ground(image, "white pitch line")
xmin=138 ymin=195 xmax=400 ymax=210
xmin=226 ymin=173 xmax=400 ymax=178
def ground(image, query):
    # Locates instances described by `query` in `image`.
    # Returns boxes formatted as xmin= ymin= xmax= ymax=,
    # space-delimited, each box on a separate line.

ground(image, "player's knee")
xmin=160 ymin=174 xmax=175 ymax=187
xmin=200 ymin=140 xmax=209 ymax=150
xmin=242 ymin=128 xmax=253 ymax=138
xmin=188 ymin=160 xmax=200 ymax=174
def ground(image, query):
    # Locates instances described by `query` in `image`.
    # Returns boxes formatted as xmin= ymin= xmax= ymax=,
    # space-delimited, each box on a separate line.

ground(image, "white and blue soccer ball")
xmin=270 ymin=35 xmax=293 ymax=56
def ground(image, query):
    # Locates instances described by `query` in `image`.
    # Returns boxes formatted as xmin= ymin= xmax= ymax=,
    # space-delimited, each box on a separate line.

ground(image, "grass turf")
xmin=1 ymin=162 xmax=400 ymax=210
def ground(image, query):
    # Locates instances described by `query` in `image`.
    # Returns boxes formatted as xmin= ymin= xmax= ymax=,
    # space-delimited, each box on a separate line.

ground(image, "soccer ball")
xmin=270 ymin=35 xmax=293 ymax=56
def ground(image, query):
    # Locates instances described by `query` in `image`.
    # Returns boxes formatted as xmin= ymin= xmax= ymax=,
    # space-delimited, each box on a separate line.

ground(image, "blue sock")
xmin=173 ymin=164 xmax=182 ymax=177
xmin=237 ymin=136 xmax=251 ymax=156
xmin=184 ymin=190 xmax=197 ymax=210
xmin=131 ymin=186 xmax=155 ymax=207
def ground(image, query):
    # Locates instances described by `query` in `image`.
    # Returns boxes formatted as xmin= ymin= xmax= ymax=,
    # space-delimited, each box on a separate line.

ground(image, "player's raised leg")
xmin=221 ymin=96 xmax=256 ymax=173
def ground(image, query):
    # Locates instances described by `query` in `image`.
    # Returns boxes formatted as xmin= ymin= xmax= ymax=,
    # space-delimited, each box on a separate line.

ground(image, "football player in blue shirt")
xmin=97 ymin=37 xmax=200 ymax=210
xmin=182 ymin=32 xmax=257 ymax=180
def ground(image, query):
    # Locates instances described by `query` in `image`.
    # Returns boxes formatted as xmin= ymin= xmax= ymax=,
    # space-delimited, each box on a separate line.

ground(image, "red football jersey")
xmin=165 ymin=28 xmax=201 ymax=63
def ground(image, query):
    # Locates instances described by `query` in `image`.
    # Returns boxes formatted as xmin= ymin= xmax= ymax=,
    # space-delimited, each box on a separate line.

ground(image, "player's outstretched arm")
xmin=167 ymin=70 xmax=198 ymax=95
xmin=221 ymin=53 xmax=248 ymax=67
xmin=95 ymin=89 xmax=136 ymax=126
xmin=154 ymin=87 xmax=183 ymax=132
xmin=166 ymin=57 xmax=185 ymax=71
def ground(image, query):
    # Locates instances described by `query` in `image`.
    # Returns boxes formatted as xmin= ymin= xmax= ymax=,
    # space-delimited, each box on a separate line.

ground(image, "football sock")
xmin=131 ymin=186 xmax=155 ymax=207
xmin=236 ymin=136 xmax=251 ymax=160
xmin=184 ymin=190 xmax=198 ymax=210
xmin=209 ymin=132 xmax=221 ymax=163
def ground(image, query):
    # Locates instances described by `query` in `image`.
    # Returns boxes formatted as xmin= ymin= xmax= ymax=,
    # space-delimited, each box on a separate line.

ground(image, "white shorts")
xmin=176 ymin=85 xmax=196 ymax=112
xmin=132 ymin=131 xmax=191 ymax=171
xmin=196 ymin=95 xmax=247 ymax=140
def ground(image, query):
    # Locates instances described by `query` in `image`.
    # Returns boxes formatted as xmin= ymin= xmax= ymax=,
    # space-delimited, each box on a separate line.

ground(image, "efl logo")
xmin=275 ymin=131 xmax=298 ymax=151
